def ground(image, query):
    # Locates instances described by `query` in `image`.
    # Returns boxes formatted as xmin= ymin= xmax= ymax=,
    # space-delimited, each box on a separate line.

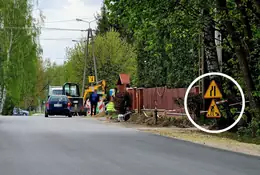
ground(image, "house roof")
xmin=117 ymin=74 xmax=130 ymax=85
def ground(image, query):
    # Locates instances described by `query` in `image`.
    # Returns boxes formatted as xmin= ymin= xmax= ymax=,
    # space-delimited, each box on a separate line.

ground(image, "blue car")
xmin=45 ymin=95 xmax=72 ymax=118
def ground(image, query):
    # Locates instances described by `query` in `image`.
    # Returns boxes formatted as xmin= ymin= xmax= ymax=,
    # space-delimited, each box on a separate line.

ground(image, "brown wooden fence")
xmin=127 ymin=86 xmax=199 ymax=112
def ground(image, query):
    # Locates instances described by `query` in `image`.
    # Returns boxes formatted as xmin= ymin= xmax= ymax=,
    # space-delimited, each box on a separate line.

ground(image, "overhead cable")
xmin=44 ymin=18 xmax=90 ymax=23
xmin=2 ymin=26 xmax=87 ymax=32
xmin=40 ymin=38 xmax=83 ymax=41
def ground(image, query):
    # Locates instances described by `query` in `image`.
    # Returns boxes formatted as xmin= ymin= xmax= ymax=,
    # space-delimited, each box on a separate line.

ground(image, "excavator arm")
xmin=83 ymin=80 xmax=106 ymax=103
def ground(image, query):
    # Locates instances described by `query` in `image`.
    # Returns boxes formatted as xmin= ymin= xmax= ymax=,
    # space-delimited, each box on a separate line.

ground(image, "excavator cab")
xmin=62 ymin=82 xmax=80 ymax=97
xmin=62 ymin=82 xmax=86 ymax=116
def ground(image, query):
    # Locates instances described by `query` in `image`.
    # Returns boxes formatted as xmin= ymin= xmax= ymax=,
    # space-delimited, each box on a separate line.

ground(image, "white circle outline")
xmin=184 ymin=72 xmax=245 ymax=134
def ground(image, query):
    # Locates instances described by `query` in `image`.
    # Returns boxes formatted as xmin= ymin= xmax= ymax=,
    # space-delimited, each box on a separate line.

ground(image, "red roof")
xmin=117 ymin=74 xmax=130 ymax=85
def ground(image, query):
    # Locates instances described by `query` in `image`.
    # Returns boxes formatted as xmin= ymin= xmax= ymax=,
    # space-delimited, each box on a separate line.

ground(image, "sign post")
xmin=204 ymin=80 xmax=223 ymax=118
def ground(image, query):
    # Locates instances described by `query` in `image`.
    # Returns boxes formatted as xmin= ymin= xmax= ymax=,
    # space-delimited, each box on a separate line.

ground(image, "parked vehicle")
xmin=12 ymin=107 xmax=29 ymax=116
xmin=48 ymin=86 xmax=63 ymax=99
xmin=45 ymin=95 xmax=72 ymax=118
xmin=62 ymin=82 xmax=85 ymax=116
xmin=62 ymin=80 xmax=106 ymax=116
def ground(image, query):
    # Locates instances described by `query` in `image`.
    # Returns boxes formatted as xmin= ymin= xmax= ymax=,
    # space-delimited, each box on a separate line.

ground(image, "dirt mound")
xmin=94 ymin=111 xmax=106 ymax=118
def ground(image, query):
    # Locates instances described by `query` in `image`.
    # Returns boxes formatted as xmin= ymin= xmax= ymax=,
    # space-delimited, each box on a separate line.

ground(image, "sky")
xmin=33 ymin=0 xmax=103 ymax=65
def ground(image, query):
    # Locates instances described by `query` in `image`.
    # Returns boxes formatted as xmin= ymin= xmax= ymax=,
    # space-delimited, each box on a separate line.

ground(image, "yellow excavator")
xmin=83 ymin=80 xmax=107 ymax=104
xmin=62 ymin=80 xmax=106 ymax=116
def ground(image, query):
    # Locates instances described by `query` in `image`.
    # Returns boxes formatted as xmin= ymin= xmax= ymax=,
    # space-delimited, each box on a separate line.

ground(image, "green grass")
xmin=198 ymin=131 xmax=260 ymax=145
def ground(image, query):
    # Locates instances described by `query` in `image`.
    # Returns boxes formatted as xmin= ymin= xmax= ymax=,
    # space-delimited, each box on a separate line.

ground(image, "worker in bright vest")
xmin=106 ymin=96 xmax=116 ymax=116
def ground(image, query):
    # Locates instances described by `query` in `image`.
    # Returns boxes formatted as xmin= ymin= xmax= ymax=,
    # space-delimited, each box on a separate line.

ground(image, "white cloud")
xmin=33 ymin=0 xmax=102 ymax=65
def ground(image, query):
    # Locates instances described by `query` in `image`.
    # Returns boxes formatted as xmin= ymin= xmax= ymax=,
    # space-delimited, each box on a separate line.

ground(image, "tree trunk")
xmin=202 ymin=8 xmax=237 ymax=129
xmin=203 ymin=9 xmax=220 ymax=74
xmin=203 ymin=9 xmax=226 ymax=94
xmin=0 ymin=29 xmax=13 ymax=114
xmin=217 ymin=0 xmax=260 ymax=116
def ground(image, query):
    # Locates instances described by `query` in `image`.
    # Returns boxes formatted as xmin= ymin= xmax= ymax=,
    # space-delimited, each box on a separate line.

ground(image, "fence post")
xmin=154 ymin=108 xmax=158 ymax=125
xmin=154 ymin=100 xmax=158 ymax=125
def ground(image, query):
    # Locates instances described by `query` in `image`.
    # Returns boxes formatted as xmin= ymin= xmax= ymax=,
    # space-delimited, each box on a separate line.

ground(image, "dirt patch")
xmin=127 ymin=112 xmax=193 ymax=128
xmin=92 ymin=111 xmax=106 ymax=118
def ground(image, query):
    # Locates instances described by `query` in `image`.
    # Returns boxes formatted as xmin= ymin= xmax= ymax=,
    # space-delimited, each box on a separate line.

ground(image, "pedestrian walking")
xmin=90 ymin=89 xmax=99 ymax=116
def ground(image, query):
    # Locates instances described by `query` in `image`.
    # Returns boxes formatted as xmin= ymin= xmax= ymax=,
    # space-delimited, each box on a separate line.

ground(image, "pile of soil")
xmin=94 ymin=111 xmax=106 ymax=118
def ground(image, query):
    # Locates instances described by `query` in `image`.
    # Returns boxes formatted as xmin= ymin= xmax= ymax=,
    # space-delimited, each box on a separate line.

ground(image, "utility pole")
xmin=81 ymin=30 xmax=90 ymax=96
xmin=76 ymin=18 xmax=98 ymax=95
xmin=90 ymin=29 xmax=98 ymax=83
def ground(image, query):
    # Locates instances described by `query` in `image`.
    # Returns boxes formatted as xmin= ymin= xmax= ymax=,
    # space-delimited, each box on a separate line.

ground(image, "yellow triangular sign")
xmin=88 ymin=76 xmax=95 ymax=83
xmin=206 ymin=99 xmax=221 ymax=118
xmin=204 ymin=80 xmax=222 ymax=99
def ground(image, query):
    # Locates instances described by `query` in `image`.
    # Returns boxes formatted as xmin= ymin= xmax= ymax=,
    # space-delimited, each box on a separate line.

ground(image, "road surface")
xmin=0 ymin=115 xmax=259 ymax=175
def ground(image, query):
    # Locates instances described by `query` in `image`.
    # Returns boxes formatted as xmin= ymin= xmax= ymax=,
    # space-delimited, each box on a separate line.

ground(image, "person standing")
xmin=90 ymin=90 xmax=99 ymax=116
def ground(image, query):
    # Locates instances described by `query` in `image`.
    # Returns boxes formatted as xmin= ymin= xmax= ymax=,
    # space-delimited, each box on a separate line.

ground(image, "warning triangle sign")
xmin=204 ymin=80 xmax=223 ymax=99
xmin=206 ymin=99 xmax=221 ymax=118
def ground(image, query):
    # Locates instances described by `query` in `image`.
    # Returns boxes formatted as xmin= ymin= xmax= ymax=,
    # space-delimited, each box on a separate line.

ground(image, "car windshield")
xmin=52 ymin=89 xmax=63 ymax=95
xmin=64 ymin=84 xmax=79 ymax=97
xmin=49 ymin=96 xmax=68 ymax=102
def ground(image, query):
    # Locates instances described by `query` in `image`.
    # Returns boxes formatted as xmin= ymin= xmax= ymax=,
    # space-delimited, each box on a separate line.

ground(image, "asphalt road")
xmin=0 ymin=115 xmax=260 ymax=175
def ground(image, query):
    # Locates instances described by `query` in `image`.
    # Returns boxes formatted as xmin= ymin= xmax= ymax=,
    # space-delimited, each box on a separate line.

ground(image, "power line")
xmin=2 ymin=26 xmax=87 ymax=32
xmin=44 ymin=18 xmax=90 ymax=23
xmin=40 ymin=38 xmax=83 ymax=41
xmin=43 ymin=57 xmax=68 ymax=60
xmin=54 ymin=58 xmax=68 ymax=60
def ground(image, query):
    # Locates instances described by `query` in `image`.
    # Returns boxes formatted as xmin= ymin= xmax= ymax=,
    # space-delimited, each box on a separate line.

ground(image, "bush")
xmin=1 ymin=96 xmax=15 ymax=115
xmin=175 ymin=93 xmax=203 ymax=121
xmin=237 ymin=118 xmax=260 ymax=138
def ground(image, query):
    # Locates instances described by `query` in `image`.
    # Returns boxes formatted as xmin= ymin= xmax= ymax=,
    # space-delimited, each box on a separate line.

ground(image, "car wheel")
xmin=45 ymin=112 xmax=48 ymax=118
xmin=68 ymin=113 xmax=72 ymax=118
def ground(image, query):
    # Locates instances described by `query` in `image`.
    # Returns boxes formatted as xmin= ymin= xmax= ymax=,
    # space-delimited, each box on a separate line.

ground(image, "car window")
xmin=64 ymin=84 xmax=70 ymax=96
xmin=49 ymin=96 xmax=68 ymax=102
xmin=52 ymin=89 xmax=63 ymax=95
xmin=64 ymin=84 xmax=79 ymax=97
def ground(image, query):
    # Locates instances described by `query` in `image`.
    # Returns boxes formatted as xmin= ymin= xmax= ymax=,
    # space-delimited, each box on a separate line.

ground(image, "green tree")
xmin=93 ymin=30 xmax=137 ymax=88
xmin=104 ymin=0 xmax=260 ymax=135
xmin=0 ymin=0 xmax=41 ymax=114
xmin=95 ymin=1 xmax=111 ymax=35
xmin=105 ymin=0 xmax=199 ymax=87
xmin=47 ymin=30 xmax=137 ymax=93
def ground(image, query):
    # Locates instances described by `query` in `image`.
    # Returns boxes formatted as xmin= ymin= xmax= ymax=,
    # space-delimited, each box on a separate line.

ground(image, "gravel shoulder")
xmin=97 ymin=117 xmax=260 ymax=157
